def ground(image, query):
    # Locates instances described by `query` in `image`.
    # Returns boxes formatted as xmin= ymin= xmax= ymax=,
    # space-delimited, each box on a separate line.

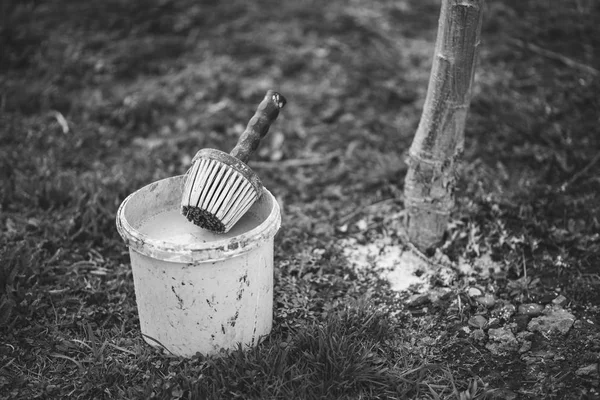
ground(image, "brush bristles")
xmin=181 ymin=206 xmax=226 ymax=232
xmin=181 ymin=159 xmax=259 ymax=233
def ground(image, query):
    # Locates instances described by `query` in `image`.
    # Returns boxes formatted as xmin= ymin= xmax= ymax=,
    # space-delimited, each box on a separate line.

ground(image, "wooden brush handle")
xmin=229 ymin=90 xmax=286 ymax=163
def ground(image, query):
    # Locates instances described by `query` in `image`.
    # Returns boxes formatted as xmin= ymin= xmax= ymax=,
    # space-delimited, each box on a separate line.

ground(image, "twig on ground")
xmin=50 ymin=111 xmax=70 ymax=134
xmin=508 ymin=37 xmax=599 ymax=77
xmin=561 ymin=152 xmax=600 ymax=191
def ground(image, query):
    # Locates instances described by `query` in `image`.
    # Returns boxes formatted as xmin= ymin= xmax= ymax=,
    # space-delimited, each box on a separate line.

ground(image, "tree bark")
xmin=404 ymin=0 xmax=484 ymax=252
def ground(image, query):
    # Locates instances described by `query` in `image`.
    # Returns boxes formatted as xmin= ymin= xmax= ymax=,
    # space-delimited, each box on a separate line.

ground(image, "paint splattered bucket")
xmin=116 ymin=175 xmax=280 ymax=357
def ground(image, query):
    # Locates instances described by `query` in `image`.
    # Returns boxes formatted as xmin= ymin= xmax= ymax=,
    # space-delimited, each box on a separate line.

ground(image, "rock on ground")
xmin=486 ymin=327 xmax=518 ymax=355
xmin=518 ymin=303 xmax=544 ymax=317
xmin=527 ymin=307 xmax=575 ymax=336
xmin=576 ymin=364 xmax=599 ymax=377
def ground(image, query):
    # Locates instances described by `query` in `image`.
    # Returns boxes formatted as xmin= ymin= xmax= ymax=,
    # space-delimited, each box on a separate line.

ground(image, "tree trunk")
xmin=404 ymin=0 xmax=484 ymax=252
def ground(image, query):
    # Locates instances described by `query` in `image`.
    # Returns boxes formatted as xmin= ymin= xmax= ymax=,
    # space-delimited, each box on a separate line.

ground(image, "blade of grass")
xmin=141 ymin=333 xmax=176 ymax=356
xmin=106 ymin=342 xmax=137 ymax=356
xmin=50 ymin=353 xmax=84 ymax=374
xmin=71 ymin=339 xmax=93 ymax=352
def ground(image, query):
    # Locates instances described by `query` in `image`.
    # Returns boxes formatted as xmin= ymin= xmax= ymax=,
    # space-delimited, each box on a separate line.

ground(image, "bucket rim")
xmin=116 ymin=175 xmax=281 ymax=263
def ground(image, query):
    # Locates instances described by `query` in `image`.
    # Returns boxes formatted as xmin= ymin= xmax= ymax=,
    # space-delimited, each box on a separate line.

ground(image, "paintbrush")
xmin=181 ymin=90 xmax=286 ymax=233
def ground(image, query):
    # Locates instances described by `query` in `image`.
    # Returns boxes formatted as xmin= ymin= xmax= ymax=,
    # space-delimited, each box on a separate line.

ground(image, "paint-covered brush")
xmin=181 ymin=90 xmax=286 ymax=233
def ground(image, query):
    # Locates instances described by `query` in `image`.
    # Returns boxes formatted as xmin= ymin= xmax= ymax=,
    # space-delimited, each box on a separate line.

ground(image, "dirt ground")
xmin=1 ymin=0 xmax=599 ymax=399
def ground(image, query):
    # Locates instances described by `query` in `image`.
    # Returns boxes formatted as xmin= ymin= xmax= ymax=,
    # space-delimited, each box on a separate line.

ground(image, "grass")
xmin=193 ymin=306 xmax=452 ymax=399
xmin=1 ymin=0 xmax=600 ymax=399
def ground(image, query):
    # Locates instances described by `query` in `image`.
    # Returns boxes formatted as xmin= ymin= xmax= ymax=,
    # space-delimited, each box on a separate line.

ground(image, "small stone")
xmin=552 ymin=295 xmax=568 ymax=307
xmin=457 ymin=326 xmax=471 ymax=338
xmin=488 ymin=327 xmax=516 ymax=341
xmin=576 ymin=364 xmax=598 ymax=377
xmin=471 ymin=329 xmax=486 ymax=343
xmin=476 ymin=294 xmax=496 ymax=308
xmin=516 ymin=331 xmax=533 ymax=341
xmin=539 ymin=293 xmax=556 ymax=304
xmin=488 ymin=389 xmax=517 ymax=400
xmin=518 ymin=303 xmax=544 ymax=317
xmin=492 ymin=302 xmax=516 ymax=320
xmin=544 ymin=303 xmax=564 ymax=313
xmin=407 ymin=293 xmax=430 ymax=307
xmin=468 ymin=315 xmax=487 ymax=329
xmin=518 ymin=341 xmax=532 ymax=353
xmin=467 ymin=287 xmax=483 ymax=298
xmin=486 ymin=328 xmax=519 ymax=355
xmin=528 ymin=309 xmax=576 ymax=335
xmin=487 ymin=317 xmax=501 ymax=329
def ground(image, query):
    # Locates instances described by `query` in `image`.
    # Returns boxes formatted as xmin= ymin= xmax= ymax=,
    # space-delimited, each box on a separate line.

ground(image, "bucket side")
xmin=129 ymin=241 xmax=274 ymax=357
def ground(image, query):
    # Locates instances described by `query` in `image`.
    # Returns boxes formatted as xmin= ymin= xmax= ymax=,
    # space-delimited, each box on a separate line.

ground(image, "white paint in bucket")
xmin=116 ymin=175 xmax=280 ymax=357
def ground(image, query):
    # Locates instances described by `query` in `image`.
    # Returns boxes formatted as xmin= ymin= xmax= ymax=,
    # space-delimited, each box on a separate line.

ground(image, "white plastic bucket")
xmin=116 ymin=175 xmax=280 ymax=357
